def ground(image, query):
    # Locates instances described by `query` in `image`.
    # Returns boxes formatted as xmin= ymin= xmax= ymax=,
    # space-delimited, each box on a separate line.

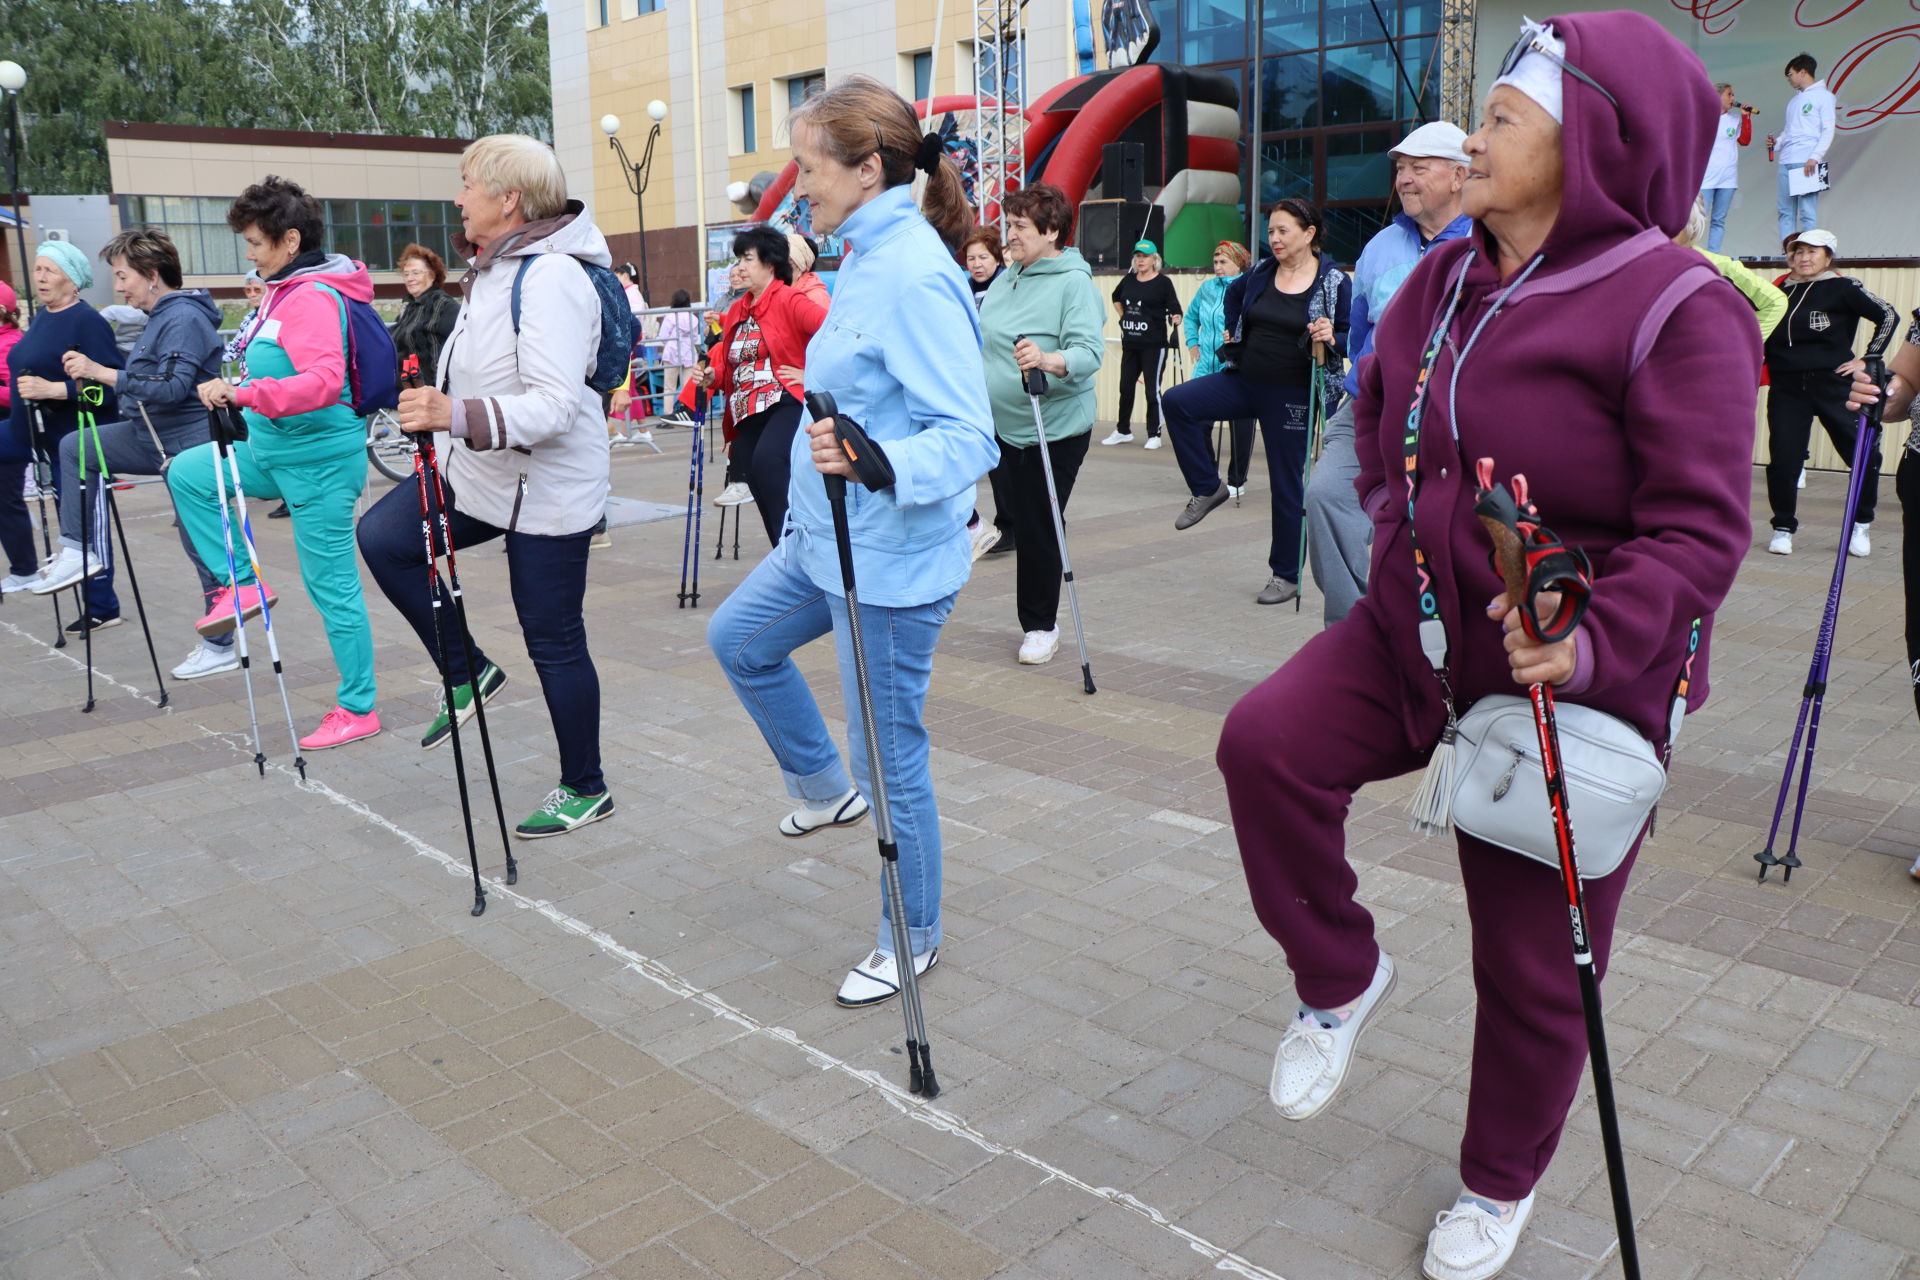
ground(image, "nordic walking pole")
xmin=677 ymin=410 xmax=697 ymax=606
xmin=1474 ymin=459 xmax=1639 ymax=1280
xmin=804 ymin=390 xmax=939 ymax=1098
xmin=407 ymin=357 xmax=517 ymax=893
xmin=1016 ymin=338 xmax=1095 ymax=695
xmin=207 ymin=408 xmax=266 ymax=773
xmin=1297 ymin=345 xmax=1328 ymax=614
xmin=399 ymin=357 xmax=491 ymax=915
xmin=25 ymin=402 xmax=69 ymax=646
xmin=78 ymin=384 xmax=169 ymax=707
xmin=214 ymin=405 xmax=304 ymax=779
xmin=690 ymin=391 xmax=706 ymax=605
xmin=73 ymin=384 xmax=114 ymax=711
xmin=1756 ymin=356 xmax=1885 ymax=884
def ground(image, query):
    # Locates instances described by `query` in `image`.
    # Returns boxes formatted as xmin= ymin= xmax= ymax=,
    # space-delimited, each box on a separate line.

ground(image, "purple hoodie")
xmin=1352 ymin=10 xmax=1763 ymax=747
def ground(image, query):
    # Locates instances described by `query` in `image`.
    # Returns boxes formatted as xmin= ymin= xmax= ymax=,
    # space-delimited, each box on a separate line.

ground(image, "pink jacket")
xmin=0 ymin=324 xmax=20 ymax=411
xmin=232 ymin=256 xmax=375 ymax=420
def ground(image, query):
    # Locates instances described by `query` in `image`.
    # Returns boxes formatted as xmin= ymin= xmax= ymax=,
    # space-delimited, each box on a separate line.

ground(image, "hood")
xmin=1475 ymin=10 xmax=1717 ymax=272
xmin=1010 ymin=247 xmax=1091 ymax=280
xmin=459 ymin=200 xmax=612 ymax=273
xmin=151 ymin=288 xmax=222 ymax=326
xmin=272 ymin=253 xmax=375 ymax=303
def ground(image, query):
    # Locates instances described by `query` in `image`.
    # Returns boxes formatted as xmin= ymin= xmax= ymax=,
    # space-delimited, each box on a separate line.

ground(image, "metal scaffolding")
xmin=973 ymin=0 xmax=1026 ymax=230
xmin=1438 ymin=0 xmax=1478 ymax=132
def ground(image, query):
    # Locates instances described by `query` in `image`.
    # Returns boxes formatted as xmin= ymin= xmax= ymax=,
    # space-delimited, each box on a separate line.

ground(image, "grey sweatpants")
xmin=1304 ymin=399 xmax=1370 ymax=627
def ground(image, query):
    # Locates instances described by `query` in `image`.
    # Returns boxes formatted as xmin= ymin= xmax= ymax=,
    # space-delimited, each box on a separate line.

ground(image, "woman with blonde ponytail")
xmin=707 ymin=74 xmax=997 ymax=1008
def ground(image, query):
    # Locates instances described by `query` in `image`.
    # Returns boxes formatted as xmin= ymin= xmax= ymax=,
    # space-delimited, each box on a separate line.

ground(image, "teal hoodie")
xmin=978 ymin=248 xmax=1105 ymax=448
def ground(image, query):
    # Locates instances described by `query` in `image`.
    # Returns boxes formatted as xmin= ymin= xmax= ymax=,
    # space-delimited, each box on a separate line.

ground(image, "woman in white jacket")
xmin=357 ymin=133 xmax=616 ymax=839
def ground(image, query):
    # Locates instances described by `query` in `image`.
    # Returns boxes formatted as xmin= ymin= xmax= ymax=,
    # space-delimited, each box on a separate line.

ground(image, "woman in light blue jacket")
xmin=1182 ymin=240 xmax=1254 ymax=495
xmin=707 ymin=74 xmax=995 ymax=1009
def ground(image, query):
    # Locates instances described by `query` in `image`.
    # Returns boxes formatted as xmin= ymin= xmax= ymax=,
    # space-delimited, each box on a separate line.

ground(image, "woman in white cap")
xmin=1761 ymin=227 xmax=1897 ymax=557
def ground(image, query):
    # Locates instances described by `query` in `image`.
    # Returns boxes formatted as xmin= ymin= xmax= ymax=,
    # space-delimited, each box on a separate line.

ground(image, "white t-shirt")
xmin=1701 ymin=109 xmax=1744 ymax=191
xmin=1777 ymin=80 xmax=1836 ymax=167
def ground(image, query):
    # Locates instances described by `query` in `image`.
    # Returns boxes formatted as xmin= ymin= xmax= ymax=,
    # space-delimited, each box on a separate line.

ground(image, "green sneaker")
xmin=419 ymin=663 xmax=507 ymax=749
xmin=514 ymin=785 xmax=615 ymax=840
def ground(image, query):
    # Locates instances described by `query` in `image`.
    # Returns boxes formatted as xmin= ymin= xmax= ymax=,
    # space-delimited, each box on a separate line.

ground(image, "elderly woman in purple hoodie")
xmin=1216 ymin=13 xmax=1765 ymax=1278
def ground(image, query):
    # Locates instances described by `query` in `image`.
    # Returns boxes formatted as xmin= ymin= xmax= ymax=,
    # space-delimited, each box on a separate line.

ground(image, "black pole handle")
xmin=1017 ymin=335 xmax=1048 ymax=396
xmin=804 ymin=390 xmax=895 ymax=492
xmin=1863 ymin=356 xmax=1887 ymax=430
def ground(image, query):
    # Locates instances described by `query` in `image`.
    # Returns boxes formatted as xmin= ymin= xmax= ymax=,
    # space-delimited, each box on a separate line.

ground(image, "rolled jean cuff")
xmin=880 ymin=917 xmax=942 ymax=957
xmin=784 ymin=760 xmax=852 ymax=803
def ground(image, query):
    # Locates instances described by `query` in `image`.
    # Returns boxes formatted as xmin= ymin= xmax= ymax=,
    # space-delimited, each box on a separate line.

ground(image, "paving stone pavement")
xmin=3 ymin=431 xmax=1919 ymax=1280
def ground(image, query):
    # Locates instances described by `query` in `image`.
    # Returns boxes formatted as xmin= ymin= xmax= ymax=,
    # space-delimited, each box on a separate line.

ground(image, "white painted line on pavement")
xmin=0 ymin=618 xmax=1290 ymax=1280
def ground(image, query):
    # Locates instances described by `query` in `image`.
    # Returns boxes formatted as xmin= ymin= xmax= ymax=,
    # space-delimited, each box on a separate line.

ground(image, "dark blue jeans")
xmin=1165 ymin=371 xmax=1312 ymax=581
xmin=357 ymin=472 xmax=603 ymax=796
xmin=0 ymin=455 xmax=121 ymax=617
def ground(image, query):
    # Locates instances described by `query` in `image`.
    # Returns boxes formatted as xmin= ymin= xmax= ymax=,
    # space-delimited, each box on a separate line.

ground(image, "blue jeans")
xmin=708 ymin=538 xmax=954 ymax=956
xmin=1703 ymin=186 xmax=1736 ymax=253
xmin=0 ymin=456 xmax=120 ymax=618
xmin=1165 ymin=371 xmax=1313 ymax=580
xmin=1776 ymin=165 xmax=1819 ymax=240
xmin=357 ymin=472 xmax=603 ymax=795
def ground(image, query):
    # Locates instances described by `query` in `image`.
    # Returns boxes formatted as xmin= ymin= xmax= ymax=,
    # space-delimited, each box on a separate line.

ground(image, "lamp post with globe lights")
xmin=0 ymin=59 xmax=32 ymax=318
xmin=601 ymin=100 xmax=668 ymax=300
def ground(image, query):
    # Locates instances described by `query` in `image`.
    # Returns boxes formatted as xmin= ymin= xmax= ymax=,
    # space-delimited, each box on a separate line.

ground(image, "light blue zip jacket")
xmin=789 ymin=185 xmax=998 ymax=607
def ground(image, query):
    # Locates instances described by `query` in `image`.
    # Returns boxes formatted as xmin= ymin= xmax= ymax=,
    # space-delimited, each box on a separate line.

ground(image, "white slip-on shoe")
xmin=836 ymin=947 xmax=938 ymax=1008
xmin=170 ymin=641 xmax=240 ymax=681
xmin=779 ymin=789 xmax=870 ymax=838
xmin=1423 ymin=1191 xmax=1535 ymax=1280
xmin=1018 ymin=628 xmax=1060 ymax=665
xmin=1144 ymin=435 xmax=1163 ymax=450
xmin=1768 ymin=529 xmax=1793 ymax=556
xmin=1100 ymin=429 xmax=1134 ymax=446
xmin=1269 ymin=952 xmax=1397 ymax=1119
xmin=714 ymin=481 xmax=754 ymax=507
xmin=1850 ymin=522 xmax=1871 ymax=557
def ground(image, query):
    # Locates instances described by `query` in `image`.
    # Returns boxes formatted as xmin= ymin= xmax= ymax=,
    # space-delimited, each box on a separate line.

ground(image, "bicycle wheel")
xmin=365 ymin=410 xmax=418 ymax=483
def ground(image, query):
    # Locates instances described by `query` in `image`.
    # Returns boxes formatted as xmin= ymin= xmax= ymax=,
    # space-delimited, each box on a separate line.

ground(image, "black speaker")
xmin=1101 ymin=141 xmax=1147 ymax=202
xmin=1077 ymin=200 xmax=1165 ymax=268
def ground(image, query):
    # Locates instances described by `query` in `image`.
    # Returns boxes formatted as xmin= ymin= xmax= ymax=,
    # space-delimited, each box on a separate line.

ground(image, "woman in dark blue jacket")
xmin=1162 ymin=199 xmax=1350 ymax=606
xmin=38 ymin=228 xmax=229 ymax=677
xmin=0 ymin=241 xmax=123 ymax=628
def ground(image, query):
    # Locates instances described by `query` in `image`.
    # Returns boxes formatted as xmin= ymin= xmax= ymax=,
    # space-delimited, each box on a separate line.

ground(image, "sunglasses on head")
xmin=1498 ymin=28 xmax=1629 ymax=141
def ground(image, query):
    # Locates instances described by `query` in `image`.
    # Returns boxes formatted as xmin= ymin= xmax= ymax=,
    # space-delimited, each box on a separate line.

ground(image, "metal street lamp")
xmin=601 ymin=99 xmax=668 ymax=300
xmin=0 ymin=59 xmax=32 ymax=318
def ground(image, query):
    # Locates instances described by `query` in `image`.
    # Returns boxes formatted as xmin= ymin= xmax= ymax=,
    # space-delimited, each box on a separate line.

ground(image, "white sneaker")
xmin=836 ymin=947 xmax=938 ymax=1008
xmin=1768 ymin=529 xmax=1793 ymax=556
xmin=1797 ymin=467 xmax=1807 ymax=489
xmin=714 ymin=481 xmax=754 ymax=507
xmin=628 ymin=428 xmax=653 ymax=444
xmin=29 ymin=546 xmax=105 ymax=594
xmin=1144 ymin=435 xmax=1163 ymax=450
xmin=778 ymin=788 xmax=870 ymax=838
xmin=1423 ymin=1191 xmax=1535 ymax=1280
xmin=0 ymin=572 xmax=36 ymax=593
xmin=1849 ymin=523 xmax=1871 ymax=557
xmin=968 ymin=523 xmax=998 ymax=563
xmin=1018 ymin=627 xmax=1060 ymax=665
xmin=1269 ymin=952 xmax=1396 ymax=1120
xmin=1100 ymin=429 xmax=1134 ymax=446
xmin=170 ymin=641 xmax=240 ymax=681
xmin=1227 ymin=485 xmax=1245 ymax=499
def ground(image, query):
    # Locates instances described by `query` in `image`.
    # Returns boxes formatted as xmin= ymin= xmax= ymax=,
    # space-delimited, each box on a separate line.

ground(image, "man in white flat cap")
xmin=1304 ymin=119 xmax=1474 ymax=626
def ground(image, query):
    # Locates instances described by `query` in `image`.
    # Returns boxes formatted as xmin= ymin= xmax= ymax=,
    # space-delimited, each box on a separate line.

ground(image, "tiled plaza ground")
xmin=2 ymin=427 xmax=1919 ymax=1279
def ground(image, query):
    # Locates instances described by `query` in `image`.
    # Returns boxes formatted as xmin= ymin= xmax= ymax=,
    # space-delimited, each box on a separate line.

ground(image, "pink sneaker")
xmin=298 ymin=706 xmax=381 ymax=751
xmin=196 ymin=582 xmax=279 ymax=637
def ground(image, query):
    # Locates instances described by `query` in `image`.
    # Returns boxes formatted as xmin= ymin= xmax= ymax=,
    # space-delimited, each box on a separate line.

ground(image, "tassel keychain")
xmin=1406 ymin=710 xmax=1459 ymax=837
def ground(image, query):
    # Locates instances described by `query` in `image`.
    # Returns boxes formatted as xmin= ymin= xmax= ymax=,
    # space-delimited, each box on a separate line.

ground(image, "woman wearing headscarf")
xmin=1216 ymin=15 xmax=1762 ymax=1278
xmin=707 ymin=73 xmax=994 ymax=1007
xmin=1182 ymin=240 xmax=1255 ymax=498
xmin=1 ymin=241 xmax=123 ymax=628
xmin=0 ymin=280 xmax=29 ymax=592
xmin=31 ymin=229 xmax=230 ymax=680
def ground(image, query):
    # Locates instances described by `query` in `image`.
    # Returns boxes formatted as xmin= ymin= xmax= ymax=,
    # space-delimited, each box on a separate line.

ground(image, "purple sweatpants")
xmin=1217 ymin=605 xmax=1639 ymax=1201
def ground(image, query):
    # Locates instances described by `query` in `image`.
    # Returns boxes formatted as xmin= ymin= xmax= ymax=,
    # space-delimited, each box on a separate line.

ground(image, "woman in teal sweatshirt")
xmin=977 ymin=183 xmax=1107 ymax=666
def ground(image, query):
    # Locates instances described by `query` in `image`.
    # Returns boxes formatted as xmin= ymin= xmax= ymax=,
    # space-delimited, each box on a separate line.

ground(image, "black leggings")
xmin=733 ymin=396 xmax=802 ymax=545
xmin=1901 ymin=449 xmax=1920 ymax=722
xmin=1117 ymin=347 xmax=1167 ymax=436
xmin=1767 ymin=369 xmax=1880 ymax=532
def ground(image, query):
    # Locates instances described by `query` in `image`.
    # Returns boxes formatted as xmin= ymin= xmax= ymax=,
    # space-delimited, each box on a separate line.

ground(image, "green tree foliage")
xmin=0 ymin=0 xmax=550 ymax=193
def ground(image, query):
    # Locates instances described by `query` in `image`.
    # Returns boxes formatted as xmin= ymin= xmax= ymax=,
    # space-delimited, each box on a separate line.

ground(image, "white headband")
xmin=1492 ymin=18 xmax=1566 ymax=124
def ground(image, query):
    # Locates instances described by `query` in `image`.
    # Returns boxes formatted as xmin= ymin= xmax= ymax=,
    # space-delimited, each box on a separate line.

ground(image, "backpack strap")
xmin=1628 ymin=262 xmax=1718 ymax=378
xmin=509 ymin=256 xmax=536 ymax=335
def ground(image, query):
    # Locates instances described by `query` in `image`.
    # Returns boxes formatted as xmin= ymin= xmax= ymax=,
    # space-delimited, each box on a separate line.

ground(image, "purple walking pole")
xmin=1756 ymin=359 xmax=1886 ymax=883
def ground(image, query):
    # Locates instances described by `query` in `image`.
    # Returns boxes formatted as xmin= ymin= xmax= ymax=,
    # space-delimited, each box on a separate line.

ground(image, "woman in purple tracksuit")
xmin=1216 ymin=13 xmax=1763 ymax=1278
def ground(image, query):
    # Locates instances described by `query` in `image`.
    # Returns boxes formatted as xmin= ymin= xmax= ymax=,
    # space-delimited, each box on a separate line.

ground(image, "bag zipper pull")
xmin=1492 ymin=745 xmax=1524 ymax=802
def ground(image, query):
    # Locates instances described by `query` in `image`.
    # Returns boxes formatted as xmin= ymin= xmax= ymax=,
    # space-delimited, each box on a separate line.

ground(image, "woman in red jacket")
xmin=694 ymin=225 xmax=826 ymax=543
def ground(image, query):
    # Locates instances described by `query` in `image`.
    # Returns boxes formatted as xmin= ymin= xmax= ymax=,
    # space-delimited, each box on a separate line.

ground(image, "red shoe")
xmin=195 ymin=583 xmax=278 ymax=637
xmin=298 ymin=706 xmax=381 ymax=751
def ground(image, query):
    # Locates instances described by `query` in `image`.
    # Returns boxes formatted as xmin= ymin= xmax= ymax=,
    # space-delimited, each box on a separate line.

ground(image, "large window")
xmin=730 ymin=84 xmax=758 ymax=155
xmin=1148 ymin=0 xmax=1444 ymax=262
xmin=117 ymin=194 xmax=462 ymax=277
